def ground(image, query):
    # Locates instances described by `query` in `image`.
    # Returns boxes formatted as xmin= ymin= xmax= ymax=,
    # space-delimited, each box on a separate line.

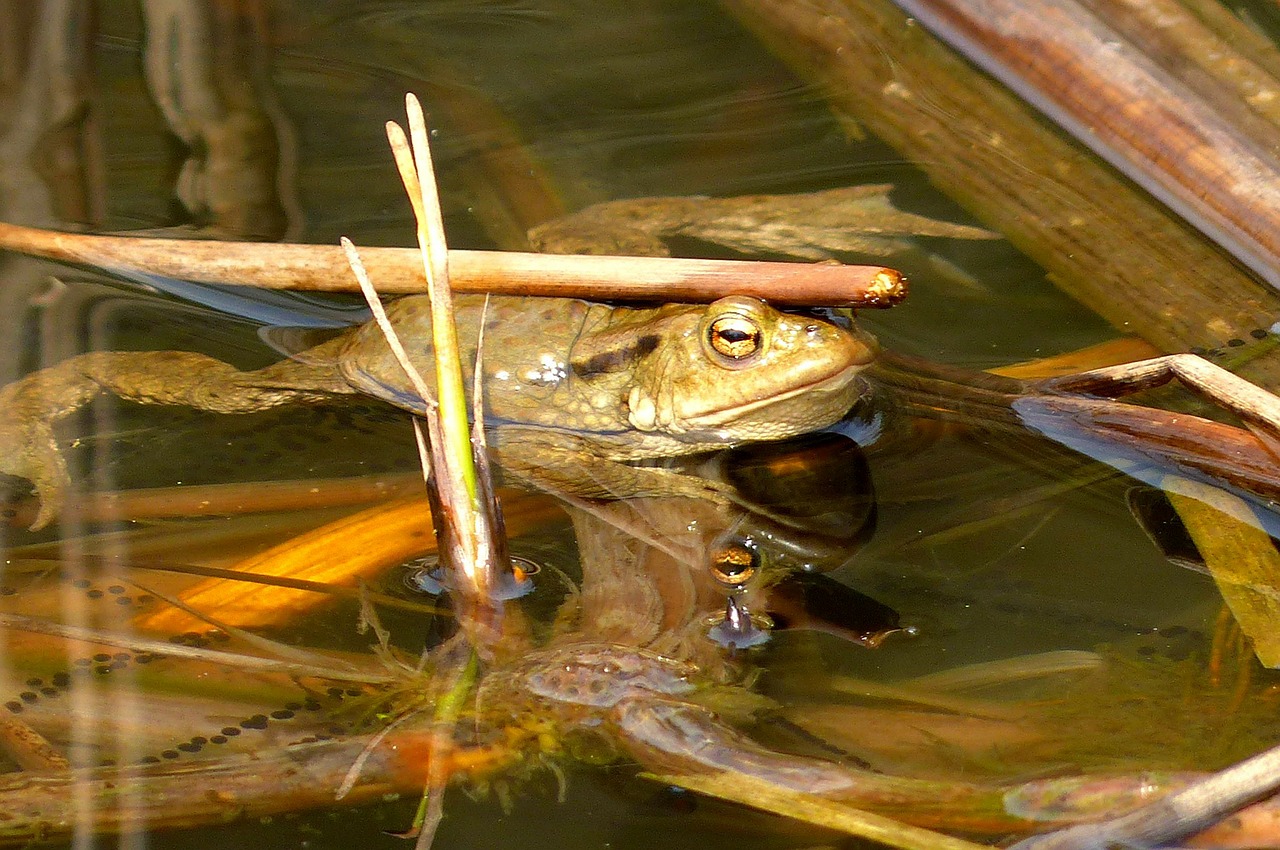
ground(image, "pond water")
xmin=3 ymin=1 xmax=1280 ymax=848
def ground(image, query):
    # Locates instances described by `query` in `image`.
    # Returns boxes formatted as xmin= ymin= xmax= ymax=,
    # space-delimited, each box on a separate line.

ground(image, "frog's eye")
xmin=706 ymin=313 xmax=763 ymax=364
xmin=709 ymin=541 xmax=760 ymax=588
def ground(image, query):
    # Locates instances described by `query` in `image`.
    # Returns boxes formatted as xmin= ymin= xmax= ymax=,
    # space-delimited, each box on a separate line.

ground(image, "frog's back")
xmin=337 ymin=294 xmax=600 ymax=427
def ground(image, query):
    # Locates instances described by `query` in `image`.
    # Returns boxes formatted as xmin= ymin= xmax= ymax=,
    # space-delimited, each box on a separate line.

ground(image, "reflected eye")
xmin=706 ymin=313 xmax=763 ymax=362
xmin=709 ymin=541 xmax=760 ymax=588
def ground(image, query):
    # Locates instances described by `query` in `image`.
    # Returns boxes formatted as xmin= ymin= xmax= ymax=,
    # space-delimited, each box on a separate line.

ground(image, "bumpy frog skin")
xmin=0 ymin=294 xmax=877 ymax=527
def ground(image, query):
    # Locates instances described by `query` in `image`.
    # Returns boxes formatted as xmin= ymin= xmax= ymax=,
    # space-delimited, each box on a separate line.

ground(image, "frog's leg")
xmin=492 ymin=429 xmax=732 ymax=504
xmin=0 ymin=349 xmax=355 ymax=529
xmin=1035 ymin=354 xmax=1280 ymax=445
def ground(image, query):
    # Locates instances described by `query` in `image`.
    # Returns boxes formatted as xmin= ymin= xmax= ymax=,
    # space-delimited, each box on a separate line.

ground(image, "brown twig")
xmin=0 ymin=221 xmax=905 ymax=307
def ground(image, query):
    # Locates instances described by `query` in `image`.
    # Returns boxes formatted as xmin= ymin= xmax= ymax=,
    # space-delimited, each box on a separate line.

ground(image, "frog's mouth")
xmin=685 ymin=362 xmax=865 ymax=429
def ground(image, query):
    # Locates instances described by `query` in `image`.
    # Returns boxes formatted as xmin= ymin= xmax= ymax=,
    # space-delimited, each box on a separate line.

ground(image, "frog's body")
xmin=0 ymin=293 xmax=876 ymax=527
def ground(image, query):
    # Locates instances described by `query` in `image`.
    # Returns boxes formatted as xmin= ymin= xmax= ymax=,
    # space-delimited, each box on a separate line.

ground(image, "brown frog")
xmin=0 ymin=293 xmax=877 ymax=528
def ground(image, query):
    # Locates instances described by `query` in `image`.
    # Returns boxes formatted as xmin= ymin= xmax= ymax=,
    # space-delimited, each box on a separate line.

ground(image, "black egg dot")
xmin=210 ymin=735 xmax=228 ymax=745
xmin=161 ymin=750 xmax=180 ymax=759
xmin=112 ymin=653 xmax=130 ymax=662
xmin=1190 ymin=346 xmax=1208 ymax=356
xmin=1228 ymin=338 xmax=1246 ymax=347
xmin=190 ymin=736 xmax=207 ymax=745
xmin=240 ymin=715 xmax=269 ymax=730
xmin=107 ymin=585 xmax=125 ymax=594
xmin=326 ymin=687 xmax=343 ymax=698
xmin=116 ymin=597 xmax=132 ymax=606
xmin=86 ymin=589 xmax=103 ymax=599
xmin=92 ymin=653 xmax=110 ymax=663
xmin=1253 ymin=328 xmax=1270 ymax=339
xmin=271 ymin=710 xmax=295 ymax=720
xmin=136 ymin=595 xmax=154 ymax=605
xmin=0 ymin=587 xmax=16 ymax=596
xmin=19 ymin=692 xmax=37 ymax=703
xmin=72 ymin=579 xmax=91 ymax=589
xmin=24 ymin=678 xmax=42 ymax=688
xmin=39 ymin=687 xmax=57 ymax=697
xmin=303 ymin=699 xmax=322 ymax=711
xmin=5 ymin=702 xmax=21 ymax=713
xmin=134 ymin=654 xmax=155 ymax=664
xmin=139 ymin=755 xmax=160 ymax=764
xmin=285 ymin=702 xmax=302 ymax=711
xmin=51 ymin=673 xmax=70 ymax=687
xmin=345 ymin=688 xmax=361 ymax=697
xmin=177 ymin=742 xmax=199 ymax=753
xmin=221 ymin=727 xmax=241 ymax=737
xmin=109 ymin=661 xmax=127 ymax=671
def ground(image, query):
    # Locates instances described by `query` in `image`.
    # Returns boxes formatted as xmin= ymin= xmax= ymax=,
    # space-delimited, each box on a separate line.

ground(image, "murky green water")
xmin=3 ymin=1 xmax=1280 ymax=848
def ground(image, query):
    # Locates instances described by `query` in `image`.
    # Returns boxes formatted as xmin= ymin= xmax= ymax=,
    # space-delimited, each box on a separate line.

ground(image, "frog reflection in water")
xmin=0 ymin=293 xmax=876 ymax=527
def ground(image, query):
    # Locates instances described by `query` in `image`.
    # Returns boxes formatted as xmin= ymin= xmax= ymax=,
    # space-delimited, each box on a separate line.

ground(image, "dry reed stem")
xmin=2 ymin=472 xmax=424 ymax=527
xmin=0 ymin=221 xmax=906 ymax=306
xmin=891 ymin=0 xmax=1280 ymax=289
xmin=652 ymin=772 xmax=991 ymax=850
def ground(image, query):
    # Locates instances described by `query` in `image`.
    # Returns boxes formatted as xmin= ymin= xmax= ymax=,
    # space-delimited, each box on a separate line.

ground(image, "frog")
xmin=0 ymin=292 xmax=877 ymax=528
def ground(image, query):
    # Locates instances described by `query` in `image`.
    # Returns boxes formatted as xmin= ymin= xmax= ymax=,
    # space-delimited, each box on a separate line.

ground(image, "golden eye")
xmin=709 ymin=542 xmax=760 ymax=587
xmin=707 ymin=313 xmax=762 ymax=362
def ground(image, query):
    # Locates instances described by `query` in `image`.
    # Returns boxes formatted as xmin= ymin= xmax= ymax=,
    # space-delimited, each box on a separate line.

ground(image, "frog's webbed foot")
xmin=528 ymin=186 xmax=999 ymax=265
xmin=0 ymin=350 xmax=349 ymax=529
xmin=0 ymin=414 xmax=70 ymax=531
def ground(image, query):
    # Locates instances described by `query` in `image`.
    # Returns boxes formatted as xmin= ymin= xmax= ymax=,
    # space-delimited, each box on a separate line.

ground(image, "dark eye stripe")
xmin=571 ymin=334 xmax=660 ymax=378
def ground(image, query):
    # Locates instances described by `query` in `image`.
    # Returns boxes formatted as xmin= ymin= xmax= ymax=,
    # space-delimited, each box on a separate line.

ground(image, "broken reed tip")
xmin=863 ymin=268 xmax=908 ymax=307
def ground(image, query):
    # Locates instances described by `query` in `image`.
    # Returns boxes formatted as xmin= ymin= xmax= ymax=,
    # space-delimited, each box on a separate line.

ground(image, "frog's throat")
xmin=684 ymin=362 xmax=864 ymax=429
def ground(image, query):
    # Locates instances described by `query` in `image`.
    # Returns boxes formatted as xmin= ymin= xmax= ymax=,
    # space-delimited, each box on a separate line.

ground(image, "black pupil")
xmin=718 ymin=328 xmax=752 ymax=343
xmin=713 ymin=546 xmax=757 ymax=578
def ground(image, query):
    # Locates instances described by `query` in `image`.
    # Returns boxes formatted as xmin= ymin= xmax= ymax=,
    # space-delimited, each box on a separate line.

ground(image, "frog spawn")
xmin=0 ymin=636 xmax=364 ymax=770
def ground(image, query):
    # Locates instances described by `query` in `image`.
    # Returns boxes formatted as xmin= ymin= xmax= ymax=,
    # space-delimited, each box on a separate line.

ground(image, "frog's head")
xmin=624 ymin=296 xmax=876 ymax=442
